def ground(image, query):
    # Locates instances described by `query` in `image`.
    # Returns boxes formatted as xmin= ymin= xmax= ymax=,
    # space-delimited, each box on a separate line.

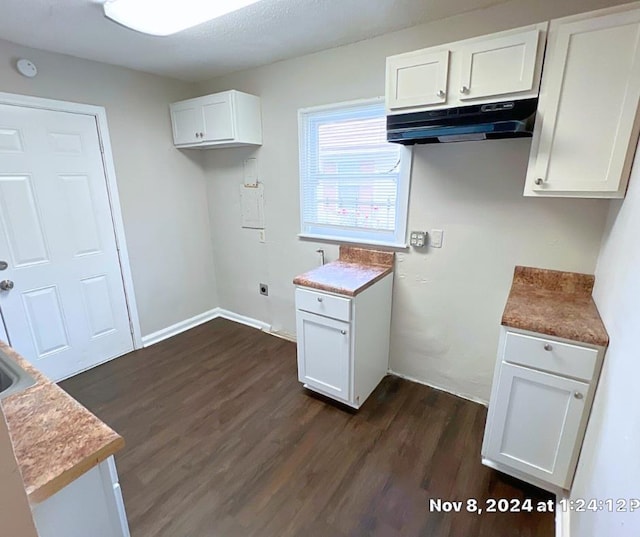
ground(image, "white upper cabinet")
xmin=386 ymin=23 xmax=547 ymax=113
xmin=458 ymin=29 xmax=541 ymax=101
xmin=525 ymin=5 xmax=640 ymax=198
xmin=169 ymin=90 xmax=262 ymax=149
xmin=386 ymin=49 xmax=449 ymax=109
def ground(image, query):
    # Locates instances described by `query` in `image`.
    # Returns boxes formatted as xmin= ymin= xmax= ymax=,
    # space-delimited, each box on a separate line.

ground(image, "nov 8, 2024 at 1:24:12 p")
xmin=428 ymin=497 xmax=640 ymax=515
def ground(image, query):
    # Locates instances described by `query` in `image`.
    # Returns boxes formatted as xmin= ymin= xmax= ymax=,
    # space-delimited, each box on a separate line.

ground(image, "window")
xmin=298 ymin=99 xmax=411 ymax=247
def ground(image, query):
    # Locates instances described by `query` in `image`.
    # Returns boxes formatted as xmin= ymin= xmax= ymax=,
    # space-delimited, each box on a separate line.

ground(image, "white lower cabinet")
xmin=295 ymin=274 xmax=393 ymax=409
xmin=482 ymin=328 xmax=605 ymax=493
xmin=32 ymin=456 xmax=130 ymax=537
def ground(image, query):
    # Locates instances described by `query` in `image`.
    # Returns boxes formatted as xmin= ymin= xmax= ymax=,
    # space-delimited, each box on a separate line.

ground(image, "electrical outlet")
xmin=410 ymin=231 xmax=427 ymax=248
xmin=259 ymin=283 xmax=269 ymax=296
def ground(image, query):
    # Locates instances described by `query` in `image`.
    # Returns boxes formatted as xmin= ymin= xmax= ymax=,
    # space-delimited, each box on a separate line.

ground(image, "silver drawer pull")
xmin=544 ymin=343 xmax=553 ymax=351
xmin=317 ymin=297 xmax=323 ymax=302
xmin=574 ymin=392 xmax=584 ymax=400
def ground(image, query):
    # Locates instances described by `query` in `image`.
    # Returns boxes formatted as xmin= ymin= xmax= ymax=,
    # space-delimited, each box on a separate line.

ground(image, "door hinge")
xmin=99 ymin=138 xmax=105 ymax=154
xmin=129 ymin=320 xmax=135 ymax=338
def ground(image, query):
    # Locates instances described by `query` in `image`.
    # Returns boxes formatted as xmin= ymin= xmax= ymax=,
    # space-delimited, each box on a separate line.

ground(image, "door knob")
xmin=437 ymin=89 xmax=445 ymax=98
xmin=0 ymin=280 xmax=14 ymax=291
xmin=340 ymin=330 xmax=347 ymax=335
xmin=460 ymin=85 xmax=469 ymax=94
xmin=535 ymin=178 xmax=544 ymax=185
xmin=574 ymin=392 xmax=584 ymax=400
xmin=544 ymin=343 xmax=553 ymax=351
xmin=317 ymin=297 xmax=323 ymax=302
xmin=0 ymin=261 xmax=7 ymax=271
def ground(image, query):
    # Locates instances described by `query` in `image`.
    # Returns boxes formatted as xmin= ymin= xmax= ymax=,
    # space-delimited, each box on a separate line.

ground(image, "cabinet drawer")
xmin=295 ymin=288 xmax=351 ymax=322
xmin=503 ymin=331 xmax=597 ymax=381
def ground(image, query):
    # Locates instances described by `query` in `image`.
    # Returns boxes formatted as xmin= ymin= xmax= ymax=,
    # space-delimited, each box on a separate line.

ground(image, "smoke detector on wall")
xmin=16 ymin=59 xmax=37 ymax=78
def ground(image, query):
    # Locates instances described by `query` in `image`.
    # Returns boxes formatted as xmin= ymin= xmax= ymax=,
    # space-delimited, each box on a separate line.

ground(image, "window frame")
xmin=297 ymin=98 xmax=412 ymax=249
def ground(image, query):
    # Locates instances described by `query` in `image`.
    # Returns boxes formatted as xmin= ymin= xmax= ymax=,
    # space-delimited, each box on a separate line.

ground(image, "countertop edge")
xmin=500 ymin=318 xmax=609 ymax=348
xmin=293 ymin=267 xmax=393 ymax=296
xmin=28 ymin=435 xmax=125 ymax=504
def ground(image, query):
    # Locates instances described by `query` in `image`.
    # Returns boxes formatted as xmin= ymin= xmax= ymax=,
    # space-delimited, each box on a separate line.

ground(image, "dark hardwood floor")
xmin=61 ymin=318 xmax=553 ymax=537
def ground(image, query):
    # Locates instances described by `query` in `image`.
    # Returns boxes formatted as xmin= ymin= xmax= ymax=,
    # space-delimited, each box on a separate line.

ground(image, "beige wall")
xmin=570 ymin=143 xmax=640 ymax=535
xmin=197 ymin=0 xmax=623 ymax=402
xmin=0 ymin=407 xmax=38 ymax=537
xmin=0 ymin=39 xmax=217 ymax=337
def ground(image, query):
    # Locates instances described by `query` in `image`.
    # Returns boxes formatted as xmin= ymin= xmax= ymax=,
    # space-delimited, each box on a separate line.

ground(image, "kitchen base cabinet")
xmin=482 ymin=327 xmax=605 ymax=493
xmin=295 ymin=274 xmax=393 ymax=409
xmin=32 ymin=456 xmax=130 ymax=537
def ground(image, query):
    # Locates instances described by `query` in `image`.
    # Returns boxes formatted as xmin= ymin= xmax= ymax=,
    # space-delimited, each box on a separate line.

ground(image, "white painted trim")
xmin=556 ymin=495 xmax=570 ymax=537
xmin=0 ymin=92 xmax=143 ymax=350
xmin=268 ymin=330 xmax=297 ymax=343
xmin=388 ymin=369 xmax=489 ymax=406
xmin=216 ymin=308 xmax=271 ymax=332
xmin=141 ymin=308 xmax=272 ymax=347
xmin=142 ymin=308 xmax=221 ymax=347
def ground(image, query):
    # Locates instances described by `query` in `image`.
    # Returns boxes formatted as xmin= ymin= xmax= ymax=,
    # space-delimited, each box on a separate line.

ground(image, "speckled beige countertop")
xmin=0 ymin=342 xmax=124 ymax=504
xmin=502 ymin=266 xmax=609 ymax=347
xmin=293 ymin=245 xmax=394 ymax=296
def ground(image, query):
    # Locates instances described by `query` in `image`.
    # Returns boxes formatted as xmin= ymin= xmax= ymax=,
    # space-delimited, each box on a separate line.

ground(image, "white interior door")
xmin=0 ymin=104 xmax=133 ymax=381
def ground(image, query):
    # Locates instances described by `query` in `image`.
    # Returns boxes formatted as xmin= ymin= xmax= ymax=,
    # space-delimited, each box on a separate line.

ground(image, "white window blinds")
xmin=298 ymin=99 xmax=411 ymax=247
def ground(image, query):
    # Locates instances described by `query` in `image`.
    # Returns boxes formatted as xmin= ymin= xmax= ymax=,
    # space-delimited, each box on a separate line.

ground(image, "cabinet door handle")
xmin=437 ymin=89 xmax=445 ymax=98
xmin=460 ymin=85 xmax=469 ymax=94
xmin=340 ymin=329 xmax=347 ymax=335
xmin=574 ymin=391 xmax=584 ymax=400
xmin=200 ymin=132 xmax=204 ymax=138
xmin=535 ymin=178 xmax=544 ymax=186
xmin=543 ymin=343 xmax=553 ymax=351
xmin=317 ymin=297 xmax=323 ymax=302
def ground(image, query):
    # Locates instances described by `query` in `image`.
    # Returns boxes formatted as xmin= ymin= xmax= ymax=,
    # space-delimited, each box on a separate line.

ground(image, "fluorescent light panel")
xmin=103 ymin=0 xmax=263 ymax=36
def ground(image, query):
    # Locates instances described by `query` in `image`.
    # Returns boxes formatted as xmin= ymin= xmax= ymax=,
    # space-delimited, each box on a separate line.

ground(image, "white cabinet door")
xmin=386 ymin=49 xmax=449 ymax=110
xmin=458 ymin=29 xmax=541 ymax=101
xmin=485 ymin=363 xmax=588 ymax=488
xmin=525 ymin=8 xmax=640 ymax=197
xmin=169 ymin=100 xmax=201 ymax=146
xmin=296 ymin=310 xmax=350 ymax=402
xmin=201 ymin=94 xmax=235 ymax=142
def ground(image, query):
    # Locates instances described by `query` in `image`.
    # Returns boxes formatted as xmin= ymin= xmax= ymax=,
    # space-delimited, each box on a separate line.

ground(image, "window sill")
xmin=297 ymin=233 xmax=408 ymax=250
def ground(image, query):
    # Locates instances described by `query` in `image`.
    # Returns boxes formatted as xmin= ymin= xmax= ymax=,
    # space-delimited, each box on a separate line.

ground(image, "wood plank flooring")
xmin=61 ymin=319 xmax=554 ymax=537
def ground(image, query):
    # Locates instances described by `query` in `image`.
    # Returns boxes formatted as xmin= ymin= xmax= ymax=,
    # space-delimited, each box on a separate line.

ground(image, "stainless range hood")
xmin=387 ymin=98 xmax=538 ymax=144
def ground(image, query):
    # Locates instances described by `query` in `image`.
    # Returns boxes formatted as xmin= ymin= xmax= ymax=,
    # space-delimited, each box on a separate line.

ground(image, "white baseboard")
xmin=141 ymin=308 xmax=272 ymax=348
xmin=216 ymin=308 xmax=271 ymax=332
xmin=142 ymin=308 xmax=221 ymax=347
xmin=387 ymin=369 xmax=489 ymax=407
xmin=556 ymin=496 xmax=570 ymax=537
xmin=268 ymin=330 xmax=297 ymax=343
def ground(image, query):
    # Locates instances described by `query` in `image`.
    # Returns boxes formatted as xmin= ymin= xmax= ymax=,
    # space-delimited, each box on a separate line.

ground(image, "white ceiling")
xmin=0 ymin=0 xmax=509 ymax=82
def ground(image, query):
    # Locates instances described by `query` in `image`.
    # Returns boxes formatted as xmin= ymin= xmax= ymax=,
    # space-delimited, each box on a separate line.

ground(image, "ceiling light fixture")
xmin=103 ymin=0 xmax=263 ymax=36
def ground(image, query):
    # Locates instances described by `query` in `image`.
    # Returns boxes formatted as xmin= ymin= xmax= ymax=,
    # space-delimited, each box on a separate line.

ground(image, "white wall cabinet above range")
xmin=386 ymin=23 xmax=547 ymax=113
xmin=524 ymin=4 xmax=640 ymax=198
xmin=169 ymin=90 xmax=262 ymax=148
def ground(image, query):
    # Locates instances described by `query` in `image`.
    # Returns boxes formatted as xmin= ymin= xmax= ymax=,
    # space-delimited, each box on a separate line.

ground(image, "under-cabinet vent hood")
xmin=387 ymin=98 xmax=538 ymax=144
